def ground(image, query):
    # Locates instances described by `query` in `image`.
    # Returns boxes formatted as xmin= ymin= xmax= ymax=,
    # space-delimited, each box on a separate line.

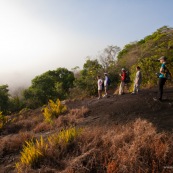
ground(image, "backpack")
xmin=107 ymin=77 xmax=111 ymax=85
xmin=124 ymin=71 xmax=131 ymax=83
xmin=165 ymin=67 xmax=171 ymax=80
xmin=102 ymin=82 xmax=104 ymax=90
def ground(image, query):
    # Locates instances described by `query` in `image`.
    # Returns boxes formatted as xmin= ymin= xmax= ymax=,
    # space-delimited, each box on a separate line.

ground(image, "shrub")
xmin=15 ymin=128 xmax=81 ymax=172
xmin=16 ymin=136 xmax=47 ymax=170
xmin=43 ymin=99 xmax=67 ymax=123
xmin=48 ymin=127 xmax=82 ymax=147
xmin=0 ymin=112 xmax=8 ymax=129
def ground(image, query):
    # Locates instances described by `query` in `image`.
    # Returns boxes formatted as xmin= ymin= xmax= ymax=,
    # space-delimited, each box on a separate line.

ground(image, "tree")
xmin=99 ymin=45 xmax=121 ymax=86
xmin=117 ymin=26 xmax=173 ymax=87
xmin=99 ymin=45 xmax=121 ymax=70
xmin=0 ymin=85 xmax=10 ymax=114
xmin=75 ymin=58 xmax=102 ymax=96
xmin=23 ymin=68 xmax=75 ymax=108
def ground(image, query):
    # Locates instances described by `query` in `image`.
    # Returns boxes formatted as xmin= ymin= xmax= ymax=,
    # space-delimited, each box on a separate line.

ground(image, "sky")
xmin=0 ymin=0 xmax=173 ymax=93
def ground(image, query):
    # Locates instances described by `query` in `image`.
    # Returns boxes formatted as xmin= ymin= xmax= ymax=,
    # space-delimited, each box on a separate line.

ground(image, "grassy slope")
xmin=0 ymin=87 xmax=173 ymax=173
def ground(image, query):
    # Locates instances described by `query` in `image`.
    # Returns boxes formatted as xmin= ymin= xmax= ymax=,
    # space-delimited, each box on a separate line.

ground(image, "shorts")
xmin=104 ymin=85 xmax=108 ymax=90
xmin=98 ymin=86 xmax=102 ymax=91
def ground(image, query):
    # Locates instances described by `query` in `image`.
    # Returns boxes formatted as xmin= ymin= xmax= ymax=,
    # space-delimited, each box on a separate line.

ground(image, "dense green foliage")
xmin=75 ymin=59 xmax=103 ymax=96
xmin=23 ymin=68 xmax=75 ymax=108
xmin=117 ymin=26 xmax=173 ymax=87
xmin=74 ymin=46 xmax=121 ymax=96
xmin=0 ymin=85 xmax=10 ymax=114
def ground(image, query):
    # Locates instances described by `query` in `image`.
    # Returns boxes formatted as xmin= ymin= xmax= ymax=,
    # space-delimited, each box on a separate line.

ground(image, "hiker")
xmin=131 ymin=66 xmax=142 ymax=94
xmin=119 ymin=68 xmax=126 ymax=95
xmin=103 ymin=73 xmax=109 ymax=97
xmin=97 ymin=75 xmax=103 ymax=99
xmin=154 ymin=56 xmax=167 ymax=101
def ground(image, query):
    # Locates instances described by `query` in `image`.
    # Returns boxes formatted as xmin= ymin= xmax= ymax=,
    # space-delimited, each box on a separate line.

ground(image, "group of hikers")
xmin=97 ymin=66 xmax=142 ymax=99
xmin=97 ymin=56 xmax=171 ymax=101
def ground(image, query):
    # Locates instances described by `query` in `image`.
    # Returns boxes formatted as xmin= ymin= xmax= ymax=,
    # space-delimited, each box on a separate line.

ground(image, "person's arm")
xmin=160 ymin=64 xmax=165 ymax=74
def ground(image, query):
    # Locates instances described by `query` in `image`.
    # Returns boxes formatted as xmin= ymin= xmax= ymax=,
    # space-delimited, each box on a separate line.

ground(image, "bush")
xmin=43 ymin=99 xmax=67 ymax=123
xmin=15 ymin=127 xmax=81 ymax=172
xmin=48 ymin=127 xmax=82 ymax=147
xmin=16 ymin=136 xmax=47 ymax=170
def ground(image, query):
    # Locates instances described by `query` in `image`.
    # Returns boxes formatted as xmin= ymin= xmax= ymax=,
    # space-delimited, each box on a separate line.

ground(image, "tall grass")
xmin=16 ymin=136 xmax=47 ymax=171
xmin=14 ymin=119 xmax=173 ymax=173
xmin=43 ymin=99 xmax=67 ymax=123
xmin=64 ymin=119 xmax=173 ymax=173
xmin=15 ymin=127 xmax=82 ymax=172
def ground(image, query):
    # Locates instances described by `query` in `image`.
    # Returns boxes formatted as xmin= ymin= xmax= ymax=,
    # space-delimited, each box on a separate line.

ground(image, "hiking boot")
xmin=153 ymin=97 xmax=162 ymax=102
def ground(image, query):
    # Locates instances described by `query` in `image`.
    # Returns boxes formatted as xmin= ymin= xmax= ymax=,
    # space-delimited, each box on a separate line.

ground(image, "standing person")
xmin=119 ymin=68 xmax=126 ymax=95
xmin=131 ymin=66 xmax=142 ymax=94
xmin=97 ymin=75 xmax=103 ymax=99
xmin=154 ymin=56 xmax=167 ymax=101
xmin=103 ymin=73 xmax=109 ymax=97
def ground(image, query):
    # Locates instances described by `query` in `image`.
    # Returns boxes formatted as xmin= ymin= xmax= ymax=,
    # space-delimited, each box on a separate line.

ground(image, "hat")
xmin=122 ymin=68 xmax=125 ymax=71
xmin=158 ymin=56 xmax=166 ymax=61
xmin=104 ymin=72 xmax=108 ymax=75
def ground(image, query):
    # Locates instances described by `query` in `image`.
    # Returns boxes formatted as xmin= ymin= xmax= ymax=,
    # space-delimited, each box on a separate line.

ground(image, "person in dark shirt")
xmin=154 ymin=56 xmax=167 ymax=101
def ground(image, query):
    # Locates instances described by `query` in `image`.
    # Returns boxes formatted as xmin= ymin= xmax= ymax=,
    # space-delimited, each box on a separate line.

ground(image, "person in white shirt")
xmin=104 ymin=73 xmax=108 ymax=97
xmin=131 ymin=66 xmax=142 ymax=94
xmin=97 ymin=75 xmax=103 ymax=99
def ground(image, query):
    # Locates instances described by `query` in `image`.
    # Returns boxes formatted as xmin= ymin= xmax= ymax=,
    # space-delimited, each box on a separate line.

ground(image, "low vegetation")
xmin=13 ymin=119 xmax=173 ymax=173
xmin=43 ymin=99 xmax=67 ymax=123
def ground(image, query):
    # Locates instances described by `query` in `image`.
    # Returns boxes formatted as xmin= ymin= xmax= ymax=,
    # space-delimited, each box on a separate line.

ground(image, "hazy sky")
xmin=0 ymin=0 xmax=173 ymax=91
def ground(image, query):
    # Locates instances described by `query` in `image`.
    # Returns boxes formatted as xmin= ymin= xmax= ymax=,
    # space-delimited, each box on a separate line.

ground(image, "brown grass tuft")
xmin=33 ymin=122 xmax=53 ymax=133
xmin=0 ymin=132 xmax=34 ymax=156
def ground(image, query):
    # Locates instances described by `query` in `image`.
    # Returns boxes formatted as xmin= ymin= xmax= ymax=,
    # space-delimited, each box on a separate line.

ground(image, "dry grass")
xmin=0 ymin=132 xmax=34 ymax=156
xmin=54 ymin=106 xmax=89 ymax=128
xmin=62 ymin=119 xmax=173 ymax=173
xmin=33 ymin=122 xmax=53 ymax=133
xmin=13 ymin=118 xmax=173 ymax=173
xmin=1 ymin=108 xmax=44 ymax=135
xmin=1 ymin=102 xmax=173 ymax=173
xmin=15 ymin=127 xmax=82 ymax=172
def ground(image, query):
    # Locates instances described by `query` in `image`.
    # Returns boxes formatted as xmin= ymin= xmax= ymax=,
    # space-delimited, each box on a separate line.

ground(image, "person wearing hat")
xmin=119 ymin=68 xmax=126 ymax=95
xmin=154 ymin=56 xmax=167 ymax=101
xmin=131 ymin=66 xmax=142 ymax=94
xmin=103 ymin=73 xmax=109 ymax=97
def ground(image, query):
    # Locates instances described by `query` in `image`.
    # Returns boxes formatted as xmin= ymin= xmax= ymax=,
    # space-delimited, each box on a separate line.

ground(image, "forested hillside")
xmin=117 ymin=26 xmax=173 ymax=86
xmin=0 ymin=26 xmax=173 ymax=173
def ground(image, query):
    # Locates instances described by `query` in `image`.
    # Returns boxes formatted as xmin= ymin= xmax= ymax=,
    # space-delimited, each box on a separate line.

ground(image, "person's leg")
xmin=136 ymin=83 xmax=140 ymax=93
xmin=104 ymin=85 xmax=108 ymax=96
xmin=98 ymin=90 xmax=101 ymax=99
xmin=119 ymin=82 xmax=123 ymax=95
xmin=158 ymin=78 xmax=166 ymax=100
xmin=133 ymin=83 xmax=137 ymax=93
xmin=122 ymin=81 xmax=125 ymax=94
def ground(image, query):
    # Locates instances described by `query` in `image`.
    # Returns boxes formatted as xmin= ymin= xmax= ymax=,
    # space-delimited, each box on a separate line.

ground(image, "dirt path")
xmin=67 ymin=87 xmax=173 ymax=132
